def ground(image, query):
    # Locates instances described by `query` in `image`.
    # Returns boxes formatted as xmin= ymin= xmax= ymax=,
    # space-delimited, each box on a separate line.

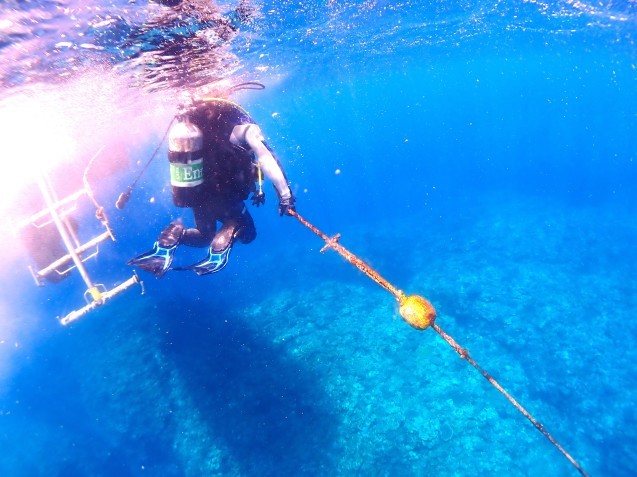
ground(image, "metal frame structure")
xmin=16 ymin=151 xmax=144 ymax=325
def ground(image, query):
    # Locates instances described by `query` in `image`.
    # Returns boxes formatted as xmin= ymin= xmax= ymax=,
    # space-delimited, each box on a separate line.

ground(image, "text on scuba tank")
xmin=170 ymin=159 xmax=204 ymax=187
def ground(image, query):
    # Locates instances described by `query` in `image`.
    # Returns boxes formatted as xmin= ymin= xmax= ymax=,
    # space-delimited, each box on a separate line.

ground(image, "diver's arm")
xmin=231 ymin=124 xmax=292 ymax=200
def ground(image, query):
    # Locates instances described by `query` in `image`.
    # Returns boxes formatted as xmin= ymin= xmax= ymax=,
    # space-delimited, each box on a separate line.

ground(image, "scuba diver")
xmin=127 ymin=97 xmax=295 ymax=277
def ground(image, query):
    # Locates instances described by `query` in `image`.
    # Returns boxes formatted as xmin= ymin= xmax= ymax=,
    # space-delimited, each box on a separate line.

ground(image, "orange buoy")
xmin=399 ymin=294 xmax=436 ymax=330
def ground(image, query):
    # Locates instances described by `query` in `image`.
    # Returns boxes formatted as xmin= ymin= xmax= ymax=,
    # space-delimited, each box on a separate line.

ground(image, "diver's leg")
xmin=232 ymin=202 xmax=256 ymax=246
xmin=180 ymin=221 xmax=238 ymax=276
xmin=210 ymin=200 xmax=256 ymax=253
xmin=179 ymin=201 xmax=255 ymax=275
xmin=181 ymin=201 xmax=217 ymax=247
xmin=127 ymin=221 xmax=184 ymax=278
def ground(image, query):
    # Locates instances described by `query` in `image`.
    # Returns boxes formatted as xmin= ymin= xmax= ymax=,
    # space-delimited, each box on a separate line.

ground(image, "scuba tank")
xmin=167 ymin=114 xmax=204 ymax=208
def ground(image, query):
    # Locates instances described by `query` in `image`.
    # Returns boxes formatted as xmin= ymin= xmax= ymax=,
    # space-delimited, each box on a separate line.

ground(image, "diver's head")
xmin=150 ymin=0 xmax=182 ymax=7
xmin=194 ymin=81 xmax=264 ymax=106
xmin=176 ymin=80 xmax=264 ymax=116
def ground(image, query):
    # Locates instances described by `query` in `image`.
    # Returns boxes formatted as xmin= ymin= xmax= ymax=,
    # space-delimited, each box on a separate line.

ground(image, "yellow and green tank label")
xmin=170 ymin=159 xmax=204 ymax=187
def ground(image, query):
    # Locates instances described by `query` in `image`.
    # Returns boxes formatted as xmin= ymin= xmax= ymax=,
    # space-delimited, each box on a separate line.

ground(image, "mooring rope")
xmin=432 ymin=324 xmax=588 ymax=476
xmin=290 ymin=210 xmax=589 ymax=477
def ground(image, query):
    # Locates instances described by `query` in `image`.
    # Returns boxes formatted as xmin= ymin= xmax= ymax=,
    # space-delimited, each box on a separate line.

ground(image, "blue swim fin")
xmin=127 ymin=242 xmax=177 ymax=278
xmin=127 ymin=222 xmax=184 ymax=278
xmin=173 ymin=245 xmax=231 ymax=276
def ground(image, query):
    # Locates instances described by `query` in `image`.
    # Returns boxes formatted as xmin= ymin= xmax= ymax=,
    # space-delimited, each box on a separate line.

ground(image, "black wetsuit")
xmin=180 ymin=99 xmax=258 ymax=252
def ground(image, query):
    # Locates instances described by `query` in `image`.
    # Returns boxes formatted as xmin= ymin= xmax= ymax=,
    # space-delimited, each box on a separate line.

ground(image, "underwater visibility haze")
xmin=1 ymin=0 xmax=637 ymax=476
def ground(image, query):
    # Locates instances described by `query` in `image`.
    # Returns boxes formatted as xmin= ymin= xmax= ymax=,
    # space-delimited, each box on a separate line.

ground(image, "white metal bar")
xmin=15 ymin=189 xmax=87 ymax=231
xmin=35 ymin=230 xmax=113 ymax=279
xmin=59 ymin=273 xmax=144 ymax=326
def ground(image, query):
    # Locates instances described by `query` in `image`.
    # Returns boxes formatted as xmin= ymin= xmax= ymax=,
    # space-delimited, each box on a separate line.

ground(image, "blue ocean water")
xmin=1 ymin=1 xmax=636 ymax=476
